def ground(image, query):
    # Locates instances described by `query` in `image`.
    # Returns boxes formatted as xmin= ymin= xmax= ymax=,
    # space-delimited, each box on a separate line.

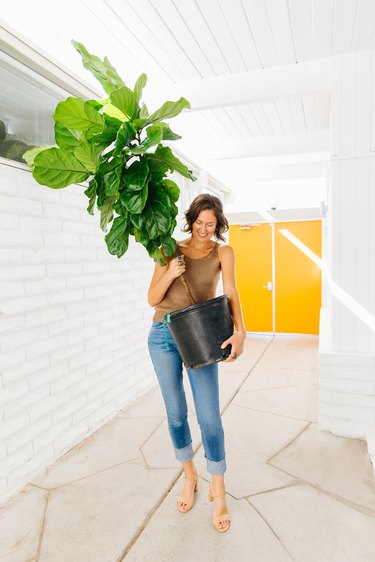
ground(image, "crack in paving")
xmin=245 ymin=496 xmax=297 ymax=562
xmin=34 ymin=490 xmax=50 ymax=562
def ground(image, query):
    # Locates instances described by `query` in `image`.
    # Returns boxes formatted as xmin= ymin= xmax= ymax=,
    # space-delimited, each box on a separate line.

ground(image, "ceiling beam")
xmin=163 ymin=58 xmax=332 ymax=111
xmin=207 ymin=131 xmax=330 ymax=160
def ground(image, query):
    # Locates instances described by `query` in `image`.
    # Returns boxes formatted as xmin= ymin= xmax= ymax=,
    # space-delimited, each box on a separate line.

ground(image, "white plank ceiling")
xmin=1 ymin=0 xmax=375 ymax=197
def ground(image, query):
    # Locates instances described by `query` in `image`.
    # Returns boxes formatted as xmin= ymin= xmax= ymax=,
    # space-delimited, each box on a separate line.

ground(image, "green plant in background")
xmin=24 ymin=40 xmax=194 ymax=265
xmin=0 ymin=119 xmax=35 ymax=162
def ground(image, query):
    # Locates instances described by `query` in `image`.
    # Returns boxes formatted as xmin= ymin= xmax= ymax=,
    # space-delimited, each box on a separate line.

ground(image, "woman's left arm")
xmin=219 ymin=244 xmax=246 ymax=362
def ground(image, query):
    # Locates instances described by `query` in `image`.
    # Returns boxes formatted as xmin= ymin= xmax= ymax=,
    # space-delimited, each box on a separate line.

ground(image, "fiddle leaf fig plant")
xmin=24 ymin=40 xmax=195 ymax=265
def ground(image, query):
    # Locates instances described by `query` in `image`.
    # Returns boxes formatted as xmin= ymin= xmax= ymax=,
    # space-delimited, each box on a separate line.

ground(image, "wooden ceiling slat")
xmin=312 ymin=0 xmax=334 ymax=59
xmin=218 ymin=0 xmax=262 ymax=70
xmin=250 ymin=102 xmax=274 ymax=135
xmin=236 ymin=105 xmax=261 ymax=137
xmin=153 ymin=0 xmax=216 ymax=77
xmin=302 ymin=94 xmax=318 ymax=132
xmin=289 ymin=95 xmax=307 ymax=133
xmin=262 ymin=99 xmax=285 ymax=135
xmin=275 ymin=98 xmax=295 ymax=135
xmin=289 ymin=0 xmax=314 ymax=61
xmin=265 ymin=0 xmax=296 ymax=64
xmin=332 ymin=0 xmax=358 ymax=55
xmin=197 ymin=0 xmax=247 ymax=74
xmin=211 ymin=108 xmax=239 ymax=139
xmin=173 ymin=0 xmax=231 ymax=75
xmin=129 ymin=0 xmax=201 ymax=79
xmin=224 ymin=106 xmax=252 ymax=138
xmin=242 ymin=0 xmax=279 ymax=67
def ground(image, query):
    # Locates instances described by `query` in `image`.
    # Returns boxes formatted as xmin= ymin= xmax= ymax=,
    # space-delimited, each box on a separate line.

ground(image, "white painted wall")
xmin=0 ymin=161 xmax=185 ymax=503
xmin=319 ymin=50 xmax=375 ymax=475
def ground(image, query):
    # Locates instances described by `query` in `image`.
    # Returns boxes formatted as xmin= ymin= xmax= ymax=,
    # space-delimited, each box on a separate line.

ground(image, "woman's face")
xmin=191 ymin=209 xmax=217 ymax=241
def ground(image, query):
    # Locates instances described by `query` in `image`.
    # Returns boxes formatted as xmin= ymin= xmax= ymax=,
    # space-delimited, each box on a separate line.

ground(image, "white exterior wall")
xmin=319 ymin=50 xmax=375 ymax=473
xmin=0 ymin=161 xmax=176 ymax=503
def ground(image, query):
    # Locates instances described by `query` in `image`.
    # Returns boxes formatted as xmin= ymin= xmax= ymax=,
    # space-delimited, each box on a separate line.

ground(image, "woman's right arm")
xmin=147 ymin=255 xmax=185 ymax=307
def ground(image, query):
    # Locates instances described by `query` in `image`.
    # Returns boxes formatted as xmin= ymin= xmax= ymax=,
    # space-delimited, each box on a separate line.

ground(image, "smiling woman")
xmin=147 ymin=193 xmax=246 ymax=533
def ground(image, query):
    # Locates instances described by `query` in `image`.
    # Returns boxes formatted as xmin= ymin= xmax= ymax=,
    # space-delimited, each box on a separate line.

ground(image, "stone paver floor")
xmin=1 ymin=334 xmax=375 ymax=562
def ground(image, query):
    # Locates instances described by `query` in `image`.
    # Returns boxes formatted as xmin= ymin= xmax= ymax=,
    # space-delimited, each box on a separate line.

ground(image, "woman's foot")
xmin=208 ymin=483 xmax=231 ymax=532
xmin=177 ymin=468 xmax=198 ymax=512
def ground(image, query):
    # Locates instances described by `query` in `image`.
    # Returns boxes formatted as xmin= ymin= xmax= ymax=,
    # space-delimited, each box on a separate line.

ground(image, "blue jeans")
xmin=147 ymin=321 xmax=226 ymax=474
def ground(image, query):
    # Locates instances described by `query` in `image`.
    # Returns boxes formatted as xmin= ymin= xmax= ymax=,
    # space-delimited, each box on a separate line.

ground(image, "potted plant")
xmin=24 ymin=41 xmax=194 ymax=265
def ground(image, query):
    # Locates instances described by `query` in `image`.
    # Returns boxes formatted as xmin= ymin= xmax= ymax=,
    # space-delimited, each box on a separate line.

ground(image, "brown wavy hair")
xmin=182 ymin=193 xmax=229 ymax=242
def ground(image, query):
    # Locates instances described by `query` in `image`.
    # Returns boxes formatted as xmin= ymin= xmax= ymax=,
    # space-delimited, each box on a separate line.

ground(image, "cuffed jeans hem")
xmin=206 ymin=456 xmax=227 ymax=475
xmin=175 ymin=442 xmax=194 ymax=463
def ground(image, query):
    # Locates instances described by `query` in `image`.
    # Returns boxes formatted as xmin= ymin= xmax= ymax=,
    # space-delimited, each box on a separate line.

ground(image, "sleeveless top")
xmin=152 ymin=241 xmax=221 ymax=322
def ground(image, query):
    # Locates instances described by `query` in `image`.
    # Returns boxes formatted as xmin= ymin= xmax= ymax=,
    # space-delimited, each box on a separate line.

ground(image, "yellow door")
xmin=275 ymin=221 xmax=322 ymax=334
xmin=229 ymin=224 xmax=273 ymax=332
xmin=229 ymin=220 xmax=322 ymax=335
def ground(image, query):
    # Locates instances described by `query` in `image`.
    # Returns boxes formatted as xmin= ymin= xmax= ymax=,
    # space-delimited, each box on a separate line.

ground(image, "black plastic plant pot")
xmin=167 ymin=294 xmax=234 ymax=369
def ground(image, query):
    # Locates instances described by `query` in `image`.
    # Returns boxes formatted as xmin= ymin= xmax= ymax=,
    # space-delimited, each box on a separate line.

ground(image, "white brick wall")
xmin=0 ymin=161 xmax=160 ymax=504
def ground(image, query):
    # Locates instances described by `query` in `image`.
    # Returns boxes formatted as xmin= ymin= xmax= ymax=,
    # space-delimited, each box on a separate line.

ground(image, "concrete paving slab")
xmin=118 ymin=385 xmax=165 ymax=418
xmin=141 ymin=417 xmax=200 ymax=469
xmin=0 ymin=485 xmax=47 ymax=562
xmin=241 ymin=366 xmax=317 ymax=391
xmin=124 ymin=478 xmax=294 ymax=562
xmin=34 ymin=415 xmax=165 ymax=487
xmin=38 ymin=463 xmax=176 ymax=562
xmin=233 ymin=384 xmax=319 ymax=422
xmin=250 ymin=482 xmax=375 ymax=562
xmin=194 ymin=404 xmax=305 ymax=497
xmin=270 ymin=422 xmax=375 ymax=512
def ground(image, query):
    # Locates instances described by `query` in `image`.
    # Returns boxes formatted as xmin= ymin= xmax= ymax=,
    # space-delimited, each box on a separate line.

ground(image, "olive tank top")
xmin=152 ymin=241 xmax=221 ymax=322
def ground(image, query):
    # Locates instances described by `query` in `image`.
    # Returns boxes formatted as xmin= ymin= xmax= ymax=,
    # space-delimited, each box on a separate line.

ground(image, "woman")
xmin=147 ymin=193 xmax=246 ymax=533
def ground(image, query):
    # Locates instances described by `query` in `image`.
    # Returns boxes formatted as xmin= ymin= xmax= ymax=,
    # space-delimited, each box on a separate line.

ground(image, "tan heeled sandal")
xmin=208 ymin=483 xmax=231 ymax=533
xmin=177 ymin=472 xmax=198 ymax=513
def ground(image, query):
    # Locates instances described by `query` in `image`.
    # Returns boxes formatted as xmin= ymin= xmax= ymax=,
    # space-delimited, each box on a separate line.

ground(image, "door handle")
xmin=262 ymin=281 xmax=273 ymax=291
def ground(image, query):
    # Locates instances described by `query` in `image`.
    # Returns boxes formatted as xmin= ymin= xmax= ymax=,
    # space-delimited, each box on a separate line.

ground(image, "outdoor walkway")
xmin=1 ymin=335 xmax=375 ymax=562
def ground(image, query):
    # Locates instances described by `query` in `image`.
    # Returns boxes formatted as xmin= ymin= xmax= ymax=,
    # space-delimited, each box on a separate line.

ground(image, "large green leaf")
xmin=97 ymin=154 xmax=123 ymax=175
xmin=141 ymin=199 xmax=170 ymax=240
xmin=104 ymin=214 xmax=130 ymax=258
xmin=32 ymin=147 xmax=90 ymax=188
xmin=133 ymin=73 xmax=147 ymax=104
xmin=84 ymin=179 xmax=97 ymax=215
xmin=123 ymin=159 xmax=149 ymax=191
xmin=54 ymin=122 xmax=81 ymax=150
xmin=144 ymin=154 xmax=169 ymax=182
xmin=74 ymin=142 xmax=100 ymax=174
xmin=72 ymin=40 xmax=126 ymax=95
xmin=90 ymin=114 xmax=122 ymax=145
xmin=54 ymin=97 xmax=104 ymax=132
xmin=113 ymin=122 xmax=136 ymax=155
xmin=120 ymin=182 xmax=148 ymax=214
xmin=131 ymin=122 xmax=181 ymax=155
xmin=146 ymin=97 xmax=190 ymax=125
xmin=162 ymin=179 xmax=180 ymax=202
xmin=23 ymin=145 xmax=51 ymax=169
xmin=100 ymin=196 xmax=116 ymax=230
xmin=160 ymin=235 xmax=177 ymax=257
xmin=139 ymin=103 xmax=149 ymax=119
xmin=110 ymin=86 xmax=137 ymax=120
xmin=103 ymin=165 xmax=122 ymax=196
xmin=150 ymin=182 xmax=172 ymax=212
xmin=148 ymin=145 xmax=190 ymax=178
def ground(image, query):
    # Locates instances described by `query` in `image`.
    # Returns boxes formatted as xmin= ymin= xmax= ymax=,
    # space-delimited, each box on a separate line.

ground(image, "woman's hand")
xmin=168 ymin=255 xmax=186 ymax=280
xmin=221 ymin=331 xmax=246 ymax=362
